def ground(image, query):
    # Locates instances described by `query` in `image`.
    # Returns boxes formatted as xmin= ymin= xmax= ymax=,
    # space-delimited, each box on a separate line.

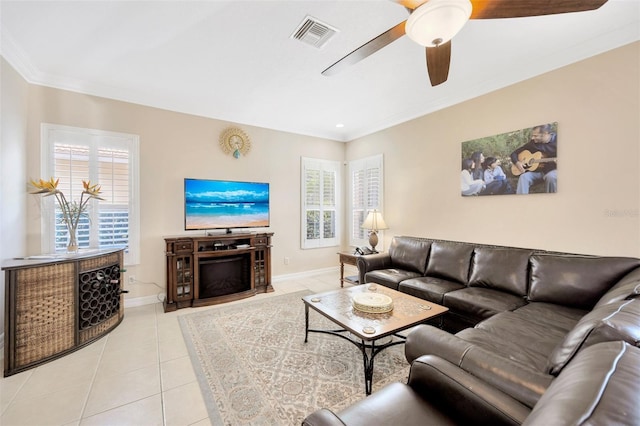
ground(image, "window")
xmin=348 ymin=154 xmax=384 ymax=247
xmin=41 ymin=124 xmax=140 ymax=265
xmin=301 ymin=157 xmax=341 ymax=249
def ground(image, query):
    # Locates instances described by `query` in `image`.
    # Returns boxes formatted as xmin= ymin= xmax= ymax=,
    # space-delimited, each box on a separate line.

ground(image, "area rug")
xmin=179 ymin=290 xmax=410 ymax=425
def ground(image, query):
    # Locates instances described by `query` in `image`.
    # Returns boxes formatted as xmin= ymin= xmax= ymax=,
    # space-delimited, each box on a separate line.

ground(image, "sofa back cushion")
xmin=468 ymin=248 xmax=533 ymax=296
xmin=545 ymin=298 xmax=640 ymax=375
xmin=528 ymin=254 xmax=640 ymax=310
xmin=425 ymin=241 xmax=474 ymax=284
xmin=525 ymin=341 xmax=640 ymax=426
xmin=594 ymin=266 xmax=640 ymax=308
xmin=388 ymin=237 xmax=432 ymax=274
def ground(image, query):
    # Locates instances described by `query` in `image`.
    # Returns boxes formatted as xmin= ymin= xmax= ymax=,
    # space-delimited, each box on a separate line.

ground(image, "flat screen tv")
xmin=184 ymin=178 xmax=270 ymax=232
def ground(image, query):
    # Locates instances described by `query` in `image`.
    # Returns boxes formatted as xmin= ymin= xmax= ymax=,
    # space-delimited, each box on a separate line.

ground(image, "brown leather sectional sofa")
xmin=303 ymin=341 xmax=640 ymax=425
xmin=303 ymin=236 xmax=640 ymax=425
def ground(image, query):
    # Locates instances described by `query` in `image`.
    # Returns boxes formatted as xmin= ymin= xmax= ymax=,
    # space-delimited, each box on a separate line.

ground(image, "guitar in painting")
xmin=511 ymin=150 xmax=557 ymax=176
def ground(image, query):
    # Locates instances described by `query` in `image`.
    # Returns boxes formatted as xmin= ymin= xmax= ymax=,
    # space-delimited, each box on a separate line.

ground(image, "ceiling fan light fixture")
xmin=406 ymin=0 xmax=472 ymax=47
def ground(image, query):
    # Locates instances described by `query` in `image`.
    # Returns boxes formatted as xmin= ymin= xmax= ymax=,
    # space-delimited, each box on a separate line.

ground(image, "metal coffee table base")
xmin=304 ymin=307 xmax=406 ymax=395
xmin=302 ymin=287 xmax=448 ymax=396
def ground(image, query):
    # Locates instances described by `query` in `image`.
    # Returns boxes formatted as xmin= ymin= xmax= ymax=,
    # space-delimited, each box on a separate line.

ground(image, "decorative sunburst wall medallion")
xmin=219 ymin=127 xmax=251 ymax=159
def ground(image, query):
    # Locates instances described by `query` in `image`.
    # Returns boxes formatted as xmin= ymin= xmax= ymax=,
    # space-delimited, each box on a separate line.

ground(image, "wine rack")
xmin=78 ymin=264 xmax=121 ymax=330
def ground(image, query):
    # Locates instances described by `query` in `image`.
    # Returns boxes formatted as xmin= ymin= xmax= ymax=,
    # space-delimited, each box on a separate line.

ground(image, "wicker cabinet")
xmin=164 ymin=233 xmax=273 ymax=311
xmin=2 ymin=249 xmax=125 ymax=377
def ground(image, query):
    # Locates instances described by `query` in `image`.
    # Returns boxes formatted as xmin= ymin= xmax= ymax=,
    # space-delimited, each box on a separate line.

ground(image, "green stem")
xmin=75 ymin=192 xmax=89 ymax=230
xmin=55 ymin=192 xmax=73 ymax=228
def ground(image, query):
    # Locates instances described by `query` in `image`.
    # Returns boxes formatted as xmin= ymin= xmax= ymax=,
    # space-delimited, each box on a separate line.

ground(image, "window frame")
xmin=300 ymin=157 xmax=341 ymax=249
xmin=40 ymin=123 xmax=140 ymax=265
xmin=348 ymin=154 xmax=384 ymax=249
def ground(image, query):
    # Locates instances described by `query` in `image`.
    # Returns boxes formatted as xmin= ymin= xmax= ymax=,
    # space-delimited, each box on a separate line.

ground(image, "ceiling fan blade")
xmin=470 ymin=0 xmax=609 ymax=19
xmin=322 ymin=21 xmax=406 ymax=76
xmin=426 ymin=41 xmax=451 ymax=86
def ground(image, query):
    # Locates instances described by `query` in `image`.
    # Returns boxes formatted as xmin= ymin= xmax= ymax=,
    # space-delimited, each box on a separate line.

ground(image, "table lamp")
xmin=361 ymin=210 xmax=389 ymax=253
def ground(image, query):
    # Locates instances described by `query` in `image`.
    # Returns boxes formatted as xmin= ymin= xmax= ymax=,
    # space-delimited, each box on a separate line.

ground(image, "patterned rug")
xmin=179 ymin=290 xmax=410 ymax=425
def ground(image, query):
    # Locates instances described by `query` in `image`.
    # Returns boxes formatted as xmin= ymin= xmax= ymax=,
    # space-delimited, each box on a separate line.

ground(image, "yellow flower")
xmin=29 ymin=177 xmax=104 ymax=232
xmin=82 ymin=180 xmax=105 ymax=200
xmin=29 ymin=177 xmax=60 ymax=194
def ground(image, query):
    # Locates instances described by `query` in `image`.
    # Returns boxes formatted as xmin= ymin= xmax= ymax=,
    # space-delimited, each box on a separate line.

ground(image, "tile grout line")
xmin=156 ymin=304 xmax=168 ymax=426
xmin=77 ymin=335 xmax=108 ymax=424
xmin=0 ymin=369 xmax=34 ymax=418
xmin=0 ymin=273 xmax=343 ymax=425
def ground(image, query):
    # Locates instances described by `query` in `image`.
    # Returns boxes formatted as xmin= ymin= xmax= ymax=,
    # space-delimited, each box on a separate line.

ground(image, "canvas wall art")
xmin=461 ymin=122 xmax=558 ymax=196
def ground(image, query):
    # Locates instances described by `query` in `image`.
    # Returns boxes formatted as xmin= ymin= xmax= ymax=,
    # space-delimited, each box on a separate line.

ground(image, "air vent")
xmin=291 ymin=16 xmax=338 ymax=49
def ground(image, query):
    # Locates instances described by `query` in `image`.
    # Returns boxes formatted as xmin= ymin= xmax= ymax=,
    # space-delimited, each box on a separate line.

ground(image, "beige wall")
xmin=22 ymin=87 xmax=345 ymax=300
xmin=3 ymin=41 xmax=639 ymax=308
xmin=1 ymin=58 xmax=30 ymax=337
xmin=348 ymin=42 xmax=640 ymax=257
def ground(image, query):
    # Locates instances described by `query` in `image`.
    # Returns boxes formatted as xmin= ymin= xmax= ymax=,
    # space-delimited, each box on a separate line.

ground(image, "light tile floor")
xmin=0 ymin=268 xmax=352 ymax=426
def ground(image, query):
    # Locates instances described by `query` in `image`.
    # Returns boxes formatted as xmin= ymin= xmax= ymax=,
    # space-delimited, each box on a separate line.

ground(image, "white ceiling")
xmin=1 ymin=1 xmax=638 ymax=141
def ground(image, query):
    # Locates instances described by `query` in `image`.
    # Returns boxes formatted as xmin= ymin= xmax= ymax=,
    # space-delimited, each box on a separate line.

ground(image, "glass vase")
xmin=67 ymin=225 xmax=78 ymax=253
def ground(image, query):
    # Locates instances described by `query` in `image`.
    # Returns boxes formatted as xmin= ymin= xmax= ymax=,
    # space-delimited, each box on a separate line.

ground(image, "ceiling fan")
xmin=322 ymin=0 xmax=609 ymax=86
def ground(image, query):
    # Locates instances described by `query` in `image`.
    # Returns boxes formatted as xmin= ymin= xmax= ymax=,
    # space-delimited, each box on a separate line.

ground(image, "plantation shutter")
xmin=305 ymin=168 xmax=321 ymax=241
xmin=97 ymin=148 xmax=130 ymax=248
xmin=42 ymin=124 xmax=140 ymax=265
xmin=53 ymin=144 xmax=91 ymax=250
xmin=322 ymin=169 xmax=336 ymax=239
xmin=301 ymin=157 xmax=340 ymax=248
xmin=348 ymin=154 xmax=384 ymax=247
xmin=352 ymin=168 xmax=366 ymax=241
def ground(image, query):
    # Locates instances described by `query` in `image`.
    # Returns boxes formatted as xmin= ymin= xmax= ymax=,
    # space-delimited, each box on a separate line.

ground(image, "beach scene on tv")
xmin=185 ymin=179 xmax=270 ymax=230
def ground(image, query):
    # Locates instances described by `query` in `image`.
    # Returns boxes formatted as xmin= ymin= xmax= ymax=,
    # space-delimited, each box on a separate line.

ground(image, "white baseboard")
xmin=124 ymin=294 xmax=163 ymax=308
xmin=271 ymin=266 xmax=339 ymax=282
xmin=122 ymin=266 xmax=344 ymax=308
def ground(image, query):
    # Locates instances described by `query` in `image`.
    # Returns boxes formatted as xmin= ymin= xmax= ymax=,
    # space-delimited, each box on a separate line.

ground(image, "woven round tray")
xmin=352 ymin=292 xmax=393 ymax=314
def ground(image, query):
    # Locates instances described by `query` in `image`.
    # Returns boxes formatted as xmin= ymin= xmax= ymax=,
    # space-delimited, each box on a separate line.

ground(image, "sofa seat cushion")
xmin=510 ymin=302 xmax=586 ymax=334
xmin=467 ymin=312 xmax=569 ymax=371
xmin=443 ymin=288 xmax=527 ymax=324
xmin=545 ymin=298 xmax=640 ymax=375
xmin=469 ymin=247 xmax=533 ymax=296
xmin=399 ymin=276 xmax=465 ymax=304
xmin=454 ymin=327 xmax=549 ymax=373
xmin=364 ymin=269 xmax=422 ymax=290
xmin=524 ymin=342 xmax=640 ymax=426
xmin=405 ymin=325 xmax=555 ymax=408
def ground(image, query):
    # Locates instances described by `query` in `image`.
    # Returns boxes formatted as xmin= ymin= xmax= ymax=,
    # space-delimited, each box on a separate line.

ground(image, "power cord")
xmin=127 ymin=277 xmax=166 ymax=303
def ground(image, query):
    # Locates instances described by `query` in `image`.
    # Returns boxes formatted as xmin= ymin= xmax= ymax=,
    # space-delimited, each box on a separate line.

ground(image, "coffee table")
xmin=302 ymin=285 xmax=448 ymax=395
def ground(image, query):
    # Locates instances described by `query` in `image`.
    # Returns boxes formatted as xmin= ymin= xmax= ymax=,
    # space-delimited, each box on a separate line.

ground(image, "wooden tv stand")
xmin=164 ymin=232 xmax=273 ymax=312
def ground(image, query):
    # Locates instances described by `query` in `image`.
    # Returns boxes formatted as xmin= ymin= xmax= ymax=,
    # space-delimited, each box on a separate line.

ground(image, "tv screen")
xmin=184 ymin=178 xmax=270 ymax=231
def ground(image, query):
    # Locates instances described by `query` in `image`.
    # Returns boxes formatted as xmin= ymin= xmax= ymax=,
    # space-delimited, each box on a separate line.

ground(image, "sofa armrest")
xmin=302 ymin=357 xmax=530 ymax=426
xmin=405 ymin=324 xmax=474 ymax=364
xmin=409 ymin=355 xmax=531 ymax=425
xmin=302 ymin=408 xmax=347 ymax=426
xmin=523 ymin=342 xmax=640 ymax=426
xmin=357 ymin=253 xmax=391 ymax=285
xmin=405 ymin=325 xmax=553 ymax=408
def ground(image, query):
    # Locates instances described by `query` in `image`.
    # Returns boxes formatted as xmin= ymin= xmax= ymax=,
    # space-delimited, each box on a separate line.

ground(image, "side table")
xmin=338 ymin=251 xmax=360 ymax=287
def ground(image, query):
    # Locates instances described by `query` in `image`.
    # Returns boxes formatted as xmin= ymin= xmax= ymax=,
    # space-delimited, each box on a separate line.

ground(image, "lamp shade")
xmin=406 ymin=0 xmax=472 ymax=47
xmin=361 ymin=210 xmax=389 ymax=231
